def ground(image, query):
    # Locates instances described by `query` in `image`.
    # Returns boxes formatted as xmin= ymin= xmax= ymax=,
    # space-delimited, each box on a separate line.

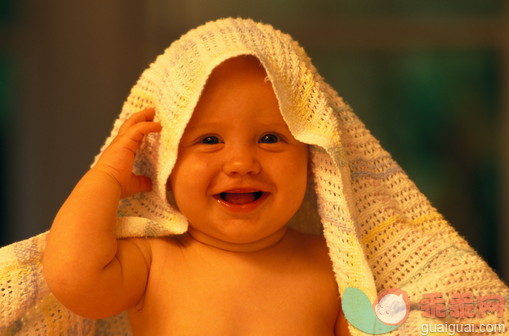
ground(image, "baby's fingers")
xmin=118 ymin=120 xmax=162 ymax=149
xmin=118 ymin=108 xmax=157 ymax=136
xmin=124 ymin=174 xmax=153 ymax=197
xmin=95 ymin=115 xmax=161 ymax=197
xmin=100 ymin=120 xmax=161 ymax=169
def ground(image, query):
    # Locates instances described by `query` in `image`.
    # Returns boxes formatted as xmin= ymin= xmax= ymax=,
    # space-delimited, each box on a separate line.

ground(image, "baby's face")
xmin=169 ymin=56 xmax=308 ymax=249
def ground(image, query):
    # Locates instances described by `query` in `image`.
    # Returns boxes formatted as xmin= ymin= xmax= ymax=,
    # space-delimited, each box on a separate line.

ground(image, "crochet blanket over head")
xmin=1 ymin=17 xmax=508 ymax=336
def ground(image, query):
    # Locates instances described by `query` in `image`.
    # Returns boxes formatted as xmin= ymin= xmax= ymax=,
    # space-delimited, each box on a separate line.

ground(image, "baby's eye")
xmin=259 ymin=133 xmax=280 ymax=144
xmin=200 ymin=136 xmax=222 ymax=145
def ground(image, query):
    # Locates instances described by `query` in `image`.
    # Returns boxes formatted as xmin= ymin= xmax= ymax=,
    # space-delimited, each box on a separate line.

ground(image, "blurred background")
xmin=1 ymin=1 xmax=508 ymax=282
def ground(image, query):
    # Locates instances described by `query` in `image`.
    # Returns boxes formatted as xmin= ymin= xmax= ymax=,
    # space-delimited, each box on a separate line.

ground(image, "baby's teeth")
xmin=223 ymin=192 xmax=256 ymax=204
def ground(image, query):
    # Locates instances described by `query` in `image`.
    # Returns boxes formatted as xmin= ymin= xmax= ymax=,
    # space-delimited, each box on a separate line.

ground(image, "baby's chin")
xmin=186 ymin=225 xmax=288 ymax=252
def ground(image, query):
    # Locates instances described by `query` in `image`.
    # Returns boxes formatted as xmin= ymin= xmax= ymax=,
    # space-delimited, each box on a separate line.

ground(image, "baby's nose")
xmin=223 ymin=146 xmax=261 ymax=176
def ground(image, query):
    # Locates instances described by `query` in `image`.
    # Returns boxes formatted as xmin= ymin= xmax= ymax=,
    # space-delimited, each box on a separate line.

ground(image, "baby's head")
xmin=107 ymin=18 xmax=326 ymax=239
xmin=168 ymin=55 xmax=309 ymax=250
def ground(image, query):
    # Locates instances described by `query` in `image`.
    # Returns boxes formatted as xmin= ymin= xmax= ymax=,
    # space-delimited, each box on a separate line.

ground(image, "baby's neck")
xmin=186 ymin=226 xmax=288 ymax=253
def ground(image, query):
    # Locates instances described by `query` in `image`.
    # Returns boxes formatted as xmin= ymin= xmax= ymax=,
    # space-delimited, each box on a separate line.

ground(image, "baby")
xmin=42 ymin=55 xmax=350 ymax=335
xmin=34 ymin=17 xmax=508 ymax=336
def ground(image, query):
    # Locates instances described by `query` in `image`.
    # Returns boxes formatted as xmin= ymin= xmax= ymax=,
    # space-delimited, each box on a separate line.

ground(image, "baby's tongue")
xmin=224 ymin=192 xmax=256 ymax=204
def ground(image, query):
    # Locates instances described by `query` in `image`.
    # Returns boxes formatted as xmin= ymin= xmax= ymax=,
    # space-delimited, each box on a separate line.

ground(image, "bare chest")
xmin=128 ymin=239 xmax=339 ymax=335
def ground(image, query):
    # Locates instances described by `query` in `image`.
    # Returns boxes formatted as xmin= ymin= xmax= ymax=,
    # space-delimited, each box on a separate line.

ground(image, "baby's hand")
xmin=94 ymin=108 xmax=162 ymax=198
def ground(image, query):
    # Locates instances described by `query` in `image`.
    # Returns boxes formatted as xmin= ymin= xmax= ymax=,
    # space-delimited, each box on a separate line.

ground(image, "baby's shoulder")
xmin=288 ymin=227 xmax=327 ymax=246
xmin=124 ymin=235 xmax=187 ymax=263
xmin=286 ymin=228 xmax=331 ymax=261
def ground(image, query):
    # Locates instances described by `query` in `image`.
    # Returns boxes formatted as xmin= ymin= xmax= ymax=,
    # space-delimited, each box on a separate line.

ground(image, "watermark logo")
xmin=343 ymin=287 xmax=506 ymax=335
xmin=342 ymin=287 xmax=410 ymax=334
xmin=419 ymin=292 xmax=505 ymax=319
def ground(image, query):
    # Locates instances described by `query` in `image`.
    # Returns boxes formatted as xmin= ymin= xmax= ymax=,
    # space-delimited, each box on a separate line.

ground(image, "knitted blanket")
xmin=1 ymin=17 xmax=508 ymax=336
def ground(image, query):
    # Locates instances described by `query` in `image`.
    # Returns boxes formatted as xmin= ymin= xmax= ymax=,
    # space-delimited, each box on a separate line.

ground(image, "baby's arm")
xmin=43 ymin=108 xmax=161 ymax=319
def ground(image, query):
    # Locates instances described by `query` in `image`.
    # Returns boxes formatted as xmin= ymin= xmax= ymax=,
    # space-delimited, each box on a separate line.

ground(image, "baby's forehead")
xmin=199 ymin=56 xmax=270 ymax=99
xmin=189 ymin=56 xmax=281 ymax=120
xmin=209 ymin=55 xmax=268 ymax=79
xmin=174 ymin=55 xmax=300 ymax=145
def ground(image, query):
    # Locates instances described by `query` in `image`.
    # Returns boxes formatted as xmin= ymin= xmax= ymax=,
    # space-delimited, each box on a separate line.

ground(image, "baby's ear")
xmin=307 ymin=147 xmax=313 ymax=177
xmin=165 ymin=178 xmax=172 ymax=199
xmin=165 ymin=179 xmax=180 ymax=209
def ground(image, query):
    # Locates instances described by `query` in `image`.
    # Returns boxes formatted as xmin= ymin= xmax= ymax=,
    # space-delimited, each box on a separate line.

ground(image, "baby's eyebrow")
xmin=185 ymin=121 xmax=223 ymax=131
xmin=188 ymin=120 xmax=290 ymax=131
xmin=257 ymin=121 xmax=292 ymax=131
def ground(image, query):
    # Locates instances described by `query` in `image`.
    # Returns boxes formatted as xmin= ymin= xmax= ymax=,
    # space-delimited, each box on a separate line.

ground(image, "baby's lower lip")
xmin=213 ymin=191 xmax=269 ymax=212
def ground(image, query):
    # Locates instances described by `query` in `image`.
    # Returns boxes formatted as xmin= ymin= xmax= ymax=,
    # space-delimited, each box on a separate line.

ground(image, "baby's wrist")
xmin=85 ymin=166 xmax=124 ymax=197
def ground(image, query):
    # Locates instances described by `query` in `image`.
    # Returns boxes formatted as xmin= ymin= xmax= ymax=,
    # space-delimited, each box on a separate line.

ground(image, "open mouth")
xmin=218 ymin=191 xmax=265 ymax=205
